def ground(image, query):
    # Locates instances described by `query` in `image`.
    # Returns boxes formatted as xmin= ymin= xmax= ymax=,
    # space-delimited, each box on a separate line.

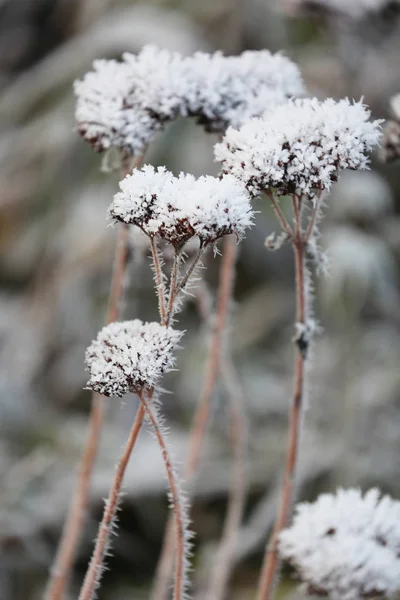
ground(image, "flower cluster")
xmin=215 ymin=98 xmax=382 ymax=197
xmin=279 ymin=488 xmax=400 ymax=600
xmin=109 ymin=165 xmax=254 ymax=248
xmin=85 ymin=320 xmax=182 ymax=397
xmin=184 ymin=50 xmax=305 ymax=132
xmin=75 ymin=46 xmax=304 ymax=155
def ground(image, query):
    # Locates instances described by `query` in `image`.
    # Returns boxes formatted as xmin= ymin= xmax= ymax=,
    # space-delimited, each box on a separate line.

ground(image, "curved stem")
xmin=266 ymin=191 xmax=294 ymax=240
xmin=150 ymin=234 xmax=238 ymax=600
xmin=78 ymin=403 xmax=145 ymax=600
xmin=166 ymin=250 xmax=182 ymax=325
xmin=45 ymin=154 xmax=144 ymax=600
xmin=139 ymin=390 xmax=189 ymax=600
xmin=207 ymin=354 xmax=247 ymax=600
xmin=256 ymin=239 xmax=306 ymax=600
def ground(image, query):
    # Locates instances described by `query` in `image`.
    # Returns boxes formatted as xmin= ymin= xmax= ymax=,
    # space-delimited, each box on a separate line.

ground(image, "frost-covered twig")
xmin=139 ymin=389 xmax=193 ymax=600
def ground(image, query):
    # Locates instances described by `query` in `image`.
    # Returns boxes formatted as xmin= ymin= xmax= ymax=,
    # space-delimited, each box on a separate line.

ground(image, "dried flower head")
xmin=185 ymin=50 xmax=305 ymax=132
xmin=74 ymin=58 xmax=158 ymax=156
xmin=380 ymin=93 xmax=400 ymax=163
xmin=74 ymin=46 xmax=189 ymax=157
xmin=85 ymin=320 xmax=182 ymax=397
xmin=215 ymin=98 xmax=382 ymax=198
xmin=279 ymin=488 xmax=400 ymax=600
xmin=109 ymin=165 xmax=253 ymax=248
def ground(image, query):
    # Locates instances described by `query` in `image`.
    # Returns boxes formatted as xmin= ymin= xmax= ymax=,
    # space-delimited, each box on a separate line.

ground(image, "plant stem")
xmin=139 ymin=389 xmax=189 ymax=600
xmin=150 ymin=234 xmax=238 ymax=600
xmin=45 ymin=154 xmax=143 ymax=600
xmin=78 ymin=403 xmax=146 ymax=600
xmin=150 ymin=237 xmax=167 ymax=325
xmin=207 ymin=353 xmax=247 ymax=600
xmin=166 ymin=250 xmax=182 ymax=325
xmin=256 ymin=235 xmax=306 ymax=600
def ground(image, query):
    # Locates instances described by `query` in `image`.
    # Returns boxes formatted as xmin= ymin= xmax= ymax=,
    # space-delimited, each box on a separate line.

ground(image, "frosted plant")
xmin=74 ymin=59 xmax=159 ymax=157
xmin=381 ymin=93 xmax=400 ymax=163
xmin=282 ymin=0 xmax=399 ymax=20
xmin=215 ymin=98 xmax=382 ymax=198
xmin=279 ymin=488 xmax=400 ymax=600
xmin=185 ymin=50 xmax=306 ymax=132
xmin=85 ymin=320 xmax=182 ymax=397
xmin=74 ymin=46 xmax=188 ymax=157
xmin=109 ymin=165 xmax=254 ymax=248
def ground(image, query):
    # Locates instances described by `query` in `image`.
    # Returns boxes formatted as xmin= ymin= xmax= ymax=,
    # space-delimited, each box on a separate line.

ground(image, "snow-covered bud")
xmin=215 ymin=98 xmax=382 ymax=198
xmin=109 ymin=165 xmax=253 ymax=248
xmin=85 ymin=320 xmax=182 ymax=397
xmin=279 ymin=488 xmax=400 ymax=600
xmin=185 ymin=50 xmax=305 ymax=133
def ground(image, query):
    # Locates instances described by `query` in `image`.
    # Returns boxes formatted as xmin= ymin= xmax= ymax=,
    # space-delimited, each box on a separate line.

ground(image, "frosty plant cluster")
xmin=46 ymin=42 xmax=395 ymax=600
xmin=280 ymin=488 xmax=400 ymax=600
xmin=74 ymin=45 xmax=305 ymax=156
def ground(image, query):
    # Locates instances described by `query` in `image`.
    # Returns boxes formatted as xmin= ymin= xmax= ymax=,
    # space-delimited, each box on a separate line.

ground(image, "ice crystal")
xmin=185 ymin=50 xmax=305 ymax=132
xmin=85 ymin=320 xmax=182 ymax=397
xmin=279 ymin=488 xmax=400 ymax=600
xmin=109 ymin=165 xmax=253 ymax=248
xmin=215 ymin=98 xmax=382 ymax=198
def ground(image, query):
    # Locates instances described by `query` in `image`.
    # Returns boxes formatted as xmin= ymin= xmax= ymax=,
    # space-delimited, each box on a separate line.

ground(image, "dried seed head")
xmin=85 ymin=320 xmax=182 ymax=397
xmin=380 ymin=93 xmax=400 ymax=163
xmin=109 ymin=165 xmax=254 ymax=248
xmin=215 ymin=98 xmax=382 ymax=198
xmin=279 ymin=488 xmax=400 ymax=600
xmin=185 ymin=50 xmax=306 ymax=132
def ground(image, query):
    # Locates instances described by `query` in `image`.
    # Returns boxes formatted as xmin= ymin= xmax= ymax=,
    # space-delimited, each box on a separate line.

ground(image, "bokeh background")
xmin=1 ymin=0 xmax=400 ymax=598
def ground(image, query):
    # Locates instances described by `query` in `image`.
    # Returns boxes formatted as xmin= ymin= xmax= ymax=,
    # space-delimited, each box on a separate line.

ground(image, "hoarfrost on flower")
xmin=85 ymin=320 xmax=182 ymax=397
xmin=109 ymin=165 xmax=254 ymax=247
xmin=215 ymin=98 xmax=382 ymax=197
xmin=185 ymin=50 xmax=305 ymax=132
xmin=279 ymin=488 xmax=400 ymax=600
xmin=74 ymin=58 xmax=159 ymax=156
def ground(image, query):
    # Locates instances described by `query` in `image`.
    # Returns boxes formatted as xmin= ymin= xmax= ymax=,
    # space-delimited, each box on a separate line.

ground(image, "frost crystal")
xmin=279 ymin=488 xmax=400 ymax=600
xmin=185 ymin=50 xmax=305 ymax=132
xmin=109 ymin=165 xmax=253 ymax=247
xmin=85 ymin=320 xmax=182 ymax=397
xmin=215 ymin=98 xmax=382 ymax=197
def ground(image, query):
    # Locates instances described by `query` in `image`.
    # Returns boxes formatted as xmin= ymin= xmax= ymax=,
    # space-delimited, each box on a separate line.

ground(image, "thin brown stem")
xmin=150 ymin=234 xmax=238 ymax=600
xmin=78 ymin=403 xmax=146 ymax=600
xmin=304 ymin=202 xmax=320 ymax=243
xmin=139 ymin=390 xmax=189 ymax=600
xmin=150 ymin=237 xmax=167 ymax=325
xmin=166 ymin=250 xmax=182 ymax=325
xmin=207 ymin=354 xmax=247 ymax=600
xmin=266 ymin=191 xmax=294 ymax=240
xmin=256 ymin=236 xmax=306 ymax=600
xmin=176 ymin=244 xmax=204 ymax=296
xmin=45 ymin=153 xmax=144 ymax=600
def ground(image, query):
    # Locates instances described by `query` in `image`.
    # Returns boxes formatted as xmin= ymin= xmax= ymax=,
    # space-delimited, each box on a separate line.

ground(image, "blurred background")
xmin=1 ymin=0 xmax=400 ymax=598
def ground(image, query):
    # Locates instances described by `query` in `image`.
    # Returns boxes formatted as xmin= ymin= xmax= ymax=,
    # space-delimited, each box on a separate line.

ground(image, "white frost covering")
xmin=279 ymin=488 xmax=400 ymax=600
xmin=85 ymin=320 xmax=182 ymax=397
xmin=109 ymin=165 xmax=254 ymax=246
xmin=215 ymin=98 xmax=382 ymax=197
xmin=74 ymin=58 xmax=158 ymax=156
xmin=185 ymin=50 xmax=306 ymax=132
xmin=74 ymin=46 xmax=305 ymax=154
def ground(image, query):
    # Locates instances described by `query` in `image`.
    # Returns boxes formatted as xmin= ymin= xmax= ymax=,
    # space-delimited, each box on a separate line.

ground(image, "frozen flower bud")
xmin=85 ymin=320 xmax=182 ymax=397
xmin=74 ymin=59 xmax=159 ymax=156
xmin=109 ymin=165 xmax=253 ymax=248
xmin=185 ymin=50 xmax=305 ymax=133
xmin=215 ymin=98 xmax=382 ymax=198
xmin=279 ymin=488 xmax=400 ymax=600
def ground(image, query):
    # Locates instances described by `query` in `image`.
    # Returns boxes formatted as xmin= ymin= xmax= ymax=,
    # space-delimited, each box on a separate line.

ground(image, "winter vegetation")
xmin=1 ymin=2 xmax=400 ymax=600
